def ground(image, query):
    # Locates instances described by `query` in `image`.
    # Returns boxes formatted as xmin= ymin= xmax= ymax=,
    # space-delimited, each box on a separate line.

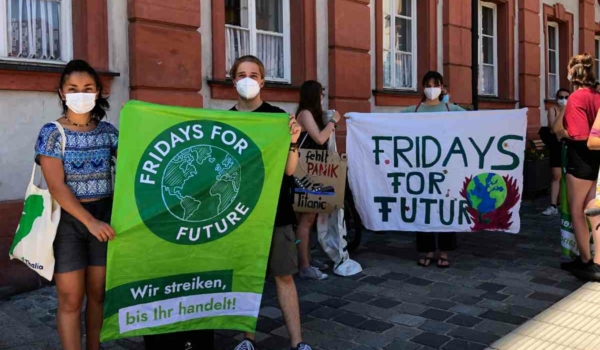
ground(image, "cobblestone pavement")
xmin=0 ymin=199 xmax=587 ymax=350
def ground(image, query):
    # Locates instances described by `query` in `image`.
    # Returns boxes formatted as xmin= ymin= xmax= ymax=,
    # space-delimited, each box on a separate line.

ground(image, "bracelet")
xmin=290 ymin=142 xmax=299 ymax=148
xmin=289 ymin=146 xmax=298 ymax=152
xmin=328 ymin=118 xmax=337 ymax=125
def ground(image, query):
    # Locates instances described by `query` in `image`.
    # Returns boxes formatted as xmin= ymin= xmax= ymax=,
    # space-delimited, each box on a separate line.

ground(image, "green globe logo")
xmin=162 ymin=145 xmax=241 ymax=222
xmin=466 ymin=173 xmax=507 ymax=214
xmin=135 ymin=121 xmax=264 ymax=245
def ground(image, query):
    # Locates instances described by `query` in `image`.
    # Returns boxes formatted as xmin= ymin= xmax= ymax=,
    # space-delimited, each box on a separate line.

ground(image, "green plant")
xmin=525 ymin=139 xmax=549 ymax=161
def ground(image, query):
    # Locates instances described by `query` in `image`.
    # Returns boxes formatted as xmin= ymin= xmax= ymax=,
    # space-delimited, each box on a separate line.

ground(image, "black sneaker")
xmin=560 ymin=258 xmax=590 ymax=272
xmin=572 ymin=262 xmax=600 ymax=282
xmin=293 ymin=343 xmax=313 ymax=350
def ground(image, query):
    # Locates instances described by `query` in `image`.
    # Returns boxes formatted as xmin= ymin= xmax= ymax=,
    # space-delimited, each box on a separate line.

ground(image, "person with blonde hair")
xmin=227 ymin=55 xmax=313 ymax=350
xmin=559 ymin=53 xmax=600 ymax=281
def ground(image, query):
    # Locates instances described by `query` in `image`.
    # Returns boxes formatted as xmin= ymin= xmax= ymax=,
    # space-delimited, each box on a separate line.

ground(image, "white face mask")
xmin=424 ymin=87 xmax=442 ymax=101
xmin=558 ymin=98 xmax=567 ymax=106
xmin=65 ymin=93 xmax=96 ymax=114
xmin=235 ymin=77 xmax=261 ymax=100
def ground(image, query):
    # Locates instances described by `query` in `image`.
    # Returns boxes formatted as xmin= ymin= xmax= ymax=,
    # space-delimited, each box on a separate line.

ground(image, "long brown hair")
xmin=296 ymin=80 xmax=325 ymax=129
xmin=568 ymin=53 xmax=596 ymax=87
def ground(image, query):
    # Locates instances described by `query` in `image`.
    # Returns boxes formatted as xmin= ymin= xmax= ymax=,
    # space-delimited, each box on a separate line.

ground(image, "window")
xmin=594 ymin=36 xmax=600 ymax=81
xmin=383 ymin=0 xmax=417 ymax=90
xmin=0 ymin=0 xmax=72 ymax=63
xmin=547 ymin=22 xmax=559 ymax=99
xmin=225 ymin=0 xmax=290 ymax=82
xmin=479 ymin=2 xmax=497 ymax=96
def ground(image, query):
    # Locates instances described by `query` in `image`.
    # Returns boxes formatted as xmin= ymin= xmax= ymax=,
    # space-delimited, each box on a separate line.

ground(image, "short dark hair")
xmin=555 ymin=88 xmax=570 ymax=98
xmin=422 ymin=71 xmax=444 ymax=87
xmin=58 ymin=60 xmax=110 ymax=120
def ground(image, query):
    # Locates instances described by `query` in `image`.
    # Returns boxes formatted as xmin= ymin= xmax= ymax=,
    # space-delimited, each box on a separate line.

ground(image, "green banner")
xmin=560 ymin=144 xmax=578 ymax=259
xmin=560 ymin=143 xmax=594 ymax=260
xmin=101 ymin=101 xmax=290 ymax=341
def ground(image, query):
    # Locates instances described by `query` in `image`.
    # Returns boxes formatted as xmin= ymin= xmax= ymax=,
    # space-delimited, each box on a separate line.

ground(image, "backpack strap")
xmin=415 ymin=101 xmax=423 ymax=112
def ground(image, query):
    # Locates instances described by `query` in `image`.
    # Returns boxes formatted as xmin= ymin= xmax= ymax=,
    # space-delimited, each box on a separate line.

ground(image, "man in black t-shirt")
xmin=229 ymin=56 xmax=311 ymax=350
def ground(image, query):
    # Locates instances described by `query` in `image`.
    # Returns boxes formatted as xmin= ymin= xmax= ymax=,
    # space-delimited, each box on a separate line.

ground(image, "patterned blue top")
xmin=34 ymin=121 xmax=119 ymax=200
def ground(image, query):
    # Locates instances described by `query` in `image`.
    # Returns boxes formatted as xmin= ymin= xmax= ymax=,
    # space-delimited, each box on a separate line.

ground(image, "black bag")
xmin=538 ymin=126 xmax=559 ymax=148
xmin=143 ymin=330 xmax=214 ymax=350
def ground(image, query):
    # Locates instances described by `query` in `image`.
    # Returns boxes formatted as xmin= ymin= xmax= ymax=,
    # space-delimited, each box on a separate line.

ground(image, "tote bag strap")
xmin=30 ymin=121 xmax=67 ymax=187
xmin=51 ymin=121 xmax=67 ymax=156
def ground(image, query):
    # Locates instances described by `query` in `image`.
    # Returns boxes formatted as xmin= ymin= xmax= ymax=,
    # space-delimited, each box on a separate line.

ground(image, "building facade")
xmin=1 ymin=0 xmax=600 ymax=292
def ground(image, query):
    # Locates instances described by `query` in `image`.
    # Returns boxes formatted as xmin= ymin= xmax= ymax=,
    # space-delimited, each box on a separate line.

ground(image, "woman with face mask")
xmin=401 ymin=71 xmax=465 ymax=268
xmin=35 ymin=60 xmax=117 ymax=350
xmin=539 ymin=88 xmax=570 ymax=216
xmin=294 ymin=80 xmax=340 ymax=281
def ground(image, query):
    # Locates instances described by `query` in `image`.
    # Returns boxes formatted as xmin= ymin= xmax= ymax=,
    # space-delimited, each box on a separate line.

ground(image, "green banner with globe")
xmin=100 ymin=101 xmax=290 ymax=341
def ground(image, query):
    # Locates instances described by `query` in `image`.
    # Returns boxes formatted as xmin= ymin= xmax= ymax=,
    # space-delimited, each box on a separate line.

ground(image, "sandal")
xmin=437 ymin=257 xmax=450 ymax=269
xmin=417 ymin=257 xmax=433 ymax=267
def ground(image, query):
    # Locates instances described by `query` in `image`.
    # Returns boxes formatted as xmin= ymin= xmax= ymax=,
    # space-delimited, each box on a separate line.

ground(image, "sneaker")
xmin=542 ymin=206 xmax=559 ymax=216
xmin=311 ymin=259 xmax=330 ymax=270
xmin=572 ymin=262 xmax=600 ymax=282
xmin=293 ymin=343 xmax=313 ymax=350
xmin=299 ymin=266 xmax=329 ymax=280
xmin=234 ymin=339 xmax=256 ymax=350
xmin=560 ymin=258 xmax=591 ymax=272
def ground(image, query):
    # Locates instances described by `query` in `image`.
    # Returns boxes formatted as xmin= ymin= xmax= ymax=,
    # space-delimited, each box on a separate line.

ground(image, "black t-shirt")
xmin=230 ymin=102 xmax=296 ymax=227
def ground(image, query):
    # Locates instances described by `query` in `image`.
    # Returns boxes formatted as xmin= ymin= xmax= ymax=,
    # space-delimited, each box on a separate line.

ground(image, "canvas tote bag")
xmin=9 ymin=121 xmax=66 ymax=280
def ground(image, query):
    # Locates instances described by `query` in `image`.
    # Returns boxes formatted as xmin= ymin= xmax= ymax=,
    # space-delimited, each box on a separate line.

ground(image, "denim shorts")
xmin=53 ymin=197 xmax=113 ymax=274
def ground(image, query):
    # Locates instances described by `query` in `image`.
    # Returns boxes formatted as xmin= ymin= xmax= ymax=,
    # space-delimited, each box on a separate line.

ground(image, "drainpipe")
xmin=472 ymin=0 xmax=479 ymax=110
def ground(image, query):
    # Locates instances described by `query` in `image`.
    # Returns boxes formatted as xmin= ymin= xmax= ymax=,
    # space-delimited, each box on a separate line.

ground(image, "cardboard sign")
xmin=293 ymin=149 xmax=347 ymax=213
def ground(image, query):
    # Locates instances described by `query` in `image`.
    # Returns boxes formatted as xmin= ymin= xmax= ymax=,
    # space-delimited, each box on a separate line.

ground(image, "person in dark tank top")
xmin=294 ymin=80 xmax=341 ymax=281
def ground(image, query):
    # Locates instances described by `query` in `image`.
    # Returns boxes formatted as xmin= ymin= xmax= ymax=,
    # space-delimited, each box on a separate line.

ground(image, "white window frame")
xmin=225 ymin=0 xmax=291 ymax=83
xmin=0 ymin=0 xmax=72 ymax=65
xmin=383 ymin=0 xmax=418 ymax=91
xmin=595 ymin=36 xmax=600 ymax=81
xmin=478 ymin=1 xmax=498 ymax=96
xmin=547 ymin=22 xmax=560 ymax=99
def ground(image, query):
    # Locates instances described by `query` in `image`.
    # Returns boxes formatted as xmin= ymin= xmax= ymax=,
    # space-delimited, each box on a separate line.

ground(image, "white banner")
xmin=346 ymin=109 xmax=527 ymax=233
xmin=118 ymin=292 xmax=261 ymax=333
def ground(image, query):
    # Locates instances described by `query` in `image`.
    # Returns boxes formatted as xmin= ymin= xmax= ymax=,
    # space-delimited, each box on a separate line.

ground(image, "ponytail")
xmin=568 ymin=53 xmax=596 ymax=87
